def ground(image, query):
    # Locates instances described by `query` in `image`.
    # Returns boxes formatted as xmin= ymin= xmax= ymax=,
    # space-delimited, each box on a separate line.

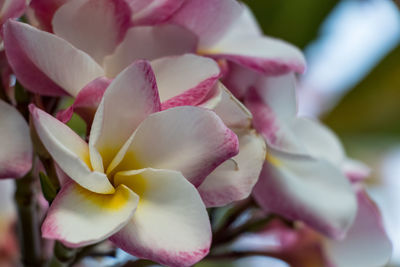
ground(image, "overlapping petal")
xmin=42 ymin=181 xmax=139 ymax=247
xmin=127 ymin=0 xmax=185 ymax=25
xmin=56 ymin=77 xmax=112 ymax=124
xmin=324 ymin=189 xmax=392 ymax=267
xmin=0 ymin=100 xmax=32 ymax=179
xmin=111 ymin=106 xmax=239 ymax=187
xmin=199 ymin=130 xmax=265 ymax=207
xmin=150 ymin=54 xmax=221 ymax=108
xmin=52 ymin=0 xmax=131 ymax=65
xmin=253 ymin=148 xmax=357 ymax=238
xmin=4 ymin=20 xmax=104 ymax=96
xmin=29 ymin=0 xmax=68 ymax=31
xmin=111 ymin=168 xmax=211 ymax=267
xmin=89 ymin=60 xmax=160 ymax=171
xmin=103 ymin=25 xmax=197 ymax=77
xmin=170 ymin=0 xmax=243 ymax=48
xmin=30 ymin=105 xmax=114 ymax=194
xmin=0 ymin=0 xmax=26 ymax=25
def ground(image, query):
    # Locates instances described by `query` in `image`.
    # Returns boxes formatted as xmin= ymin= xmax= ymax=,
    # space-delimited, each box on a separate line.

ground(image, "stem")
xmin=14 ymin=171 xmax=42 ymax=266
xmin=48 ymin=242 xmax=77 ymax=267
xmin=215 ymin=198 xmax=254 ymax=234
xmin=213 ymin=215 xmax=275 ymax=246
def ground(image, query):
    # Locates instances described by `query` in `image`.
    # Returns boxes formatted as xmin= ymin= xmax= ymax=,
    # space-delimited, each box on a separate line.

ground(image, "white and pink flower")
xmin=30 ymin=60 xmax=239 ymax=266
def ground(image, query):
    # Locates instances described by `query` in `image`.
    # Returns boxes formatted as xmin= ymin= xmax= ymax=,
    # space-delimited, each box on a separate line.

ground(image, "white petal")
xmin=324 ymin=190 xmax=392 ymax=267
xmin=104 ymin=25 xmax=196 ymax=77
xmin=111 ymin=168 xmax=211 ymax=267
xmin=253 ymin=148 xmax=357 ymax=238
xmin=213 ymin=83 xmax=252 ymax=129
xmin=89 ymin=61 xmax=160 ymax=171
xmin=151 ymin=54 xmax=220 ymax=106
xmin=208 ymin=36 xmax=306 ymax=75
xmin=52 ymin=0 xmax=131 ymax=65
xmin=171 ymin=0 xmax=243 ymax=48
xmin=199 ymin=130 xmax=266 ymax=207
xmin=0 ymin=100 xmax=32 ymax=179
xmin=110 ymin=106 xmax=238 ymax=187
xmin=30 ymin=105 xmax=114 ymax=194
xmin=4 ymin=20 xmax=104 ymax=97
xmin=42 ymin=182 xmax=139 ymax=247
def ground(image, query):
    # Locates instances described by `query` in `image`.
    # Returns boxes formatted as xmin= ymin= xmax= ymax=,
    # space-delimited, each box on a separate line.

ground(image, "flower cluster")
xmin=0 ymin=0 xmax=392 ymax=266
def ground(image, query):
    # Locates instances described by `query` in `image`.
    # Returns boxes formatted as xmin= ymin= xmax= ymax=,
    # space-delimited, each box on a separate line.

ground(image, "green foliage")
xmin=242 ymin=0 xmax=338 ymax=48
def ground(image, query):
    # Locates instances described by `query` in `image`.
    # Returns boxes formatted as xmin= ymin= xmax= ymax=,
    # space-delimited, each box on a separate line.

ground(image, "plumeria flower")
xmin=243 ymin=73 xmax=359 ymax=239
xmin=232 ymin=188 xmax=392 ymax=267
xmin=169 ymin=0 xmax=306 ymax=85
xmin=57 ymin=52 xmax=266 ymax=208
xmin=4 ymin=0 xmax=197 ymax=97
xmin=0 ymin=99 xmax=32 ymax=179
xmin=30 ymin=60 xmax=239 ymax=267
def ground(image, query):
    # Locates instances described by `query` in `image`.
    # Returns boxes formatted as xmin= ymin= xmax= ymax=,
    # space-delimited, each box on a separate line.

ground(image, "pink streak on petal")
xmin=57 ymin=77 xmax=111 ymax=124
xmin=161 ymin=74 xmax=221 ymax=110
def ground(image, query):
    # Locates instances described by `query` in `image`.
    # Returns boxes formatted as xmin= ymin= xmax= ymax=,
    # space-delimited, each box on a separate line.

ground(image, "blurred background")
xmin=242 ymin=0 xmax=400 ymax=265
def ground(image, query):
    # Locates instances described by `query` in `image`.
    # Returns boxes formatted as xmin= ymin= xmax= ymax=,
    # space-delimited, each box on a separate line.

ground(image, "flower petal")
xmin=207 ymin=31 xmax=306 ymax=75
xmin=127 ymin=0 xmax=185 ymax=25
xmin=30 ymin=105 xmax=114 ymax=194
xmin=29 ymin=0 xmax=68 ymax=31
xmin=342 ymin=158 xmax=370 ymax=183
xmin=111 ymin=168 xmax=211 ymax=267
xmin=286 ymin=117 xmax=345 ymax=164
xmin=150 ymin=54 xmax=221 ymax=108
xmin=212 ymin=83 xmax=252 ymax=129
xmin=112 ymin=106 xmax=239 ymax=187
xmin=104 ymin=25 xmax=197 ymax=77
xmin=0 ymin=100 xmax=32 ymax=179
xmin=3 ymin=20 xmax=104 ymax=96
xmin=89 ymin=60 xmax=160 ymax=171
xmin=253 ymin=148 xmax=357 ymax=239
xmin=52 ymin=0 xmax=131 ymax=65
xmin=324 ymin=189 xmax=392 ymax=267
xmin=42 ymin=181 xmax=138 ymax=247
xmin=199 ymin=130 xmax=265 ymax=207
xmin=170 ymin=0 xmax=243 ymax=48
xmin=0 ymin=0 xmax=26 ymax=25
xmin=57 ymin=77 xmax=111 ymax=125
xmin=244 ymin=74 xmax=297 ymax=145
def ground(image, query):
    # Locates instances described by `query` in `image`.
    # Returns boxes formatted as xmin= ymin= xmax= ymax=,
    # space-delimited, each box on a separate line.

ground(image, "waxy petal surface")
xmin=199 ymin=130 xmax=265 ymax=207
xmin=4 ymin=20 xmax=104 ymax=96
xmin=127 ymin=0 xmax=185 ymax=25
xmin=42 ymin=182 xmax=139 ymax=247
xmin=150 ymin=54 xmax=220 ymax=108
xmin=212 ymin=84 xmax=252 ymax=129
xmin=0 ymin=0 xmax=26 ymax=25
xmin=207 ymin=37 xmax=306 ymax=75
xmin=30 ymin=105 xmax=114 ymax=194
xmin=253 ymin=148 xmax=357 ymax=239
xmin=171 ymin=0 xmax=243 ymax=48
xmin=29 ymin=0 xmax=68 ymax=31
xmin=90 ymin=61 xmax=160 ymax=171
xmin=324 ymin=190 xmax=392 ymax=267
xmin=112 ymin=106 xmax=239 ymax=187
xmin=52 ymin=0 xmax=131 ymax=65
xmin=104 ymin=25 xmax=196 ymax=77
xmin=111 ymin=168 xmax=211 ymax=267
xmin=0 ymin=100 xmax=32 ymax=179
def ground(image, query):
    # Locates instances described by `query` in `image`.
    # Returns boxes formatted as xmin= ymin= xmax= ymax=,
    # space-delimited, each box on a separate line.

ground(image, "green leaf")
xmin=39 ymin=172 xmax=58 ymax=203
